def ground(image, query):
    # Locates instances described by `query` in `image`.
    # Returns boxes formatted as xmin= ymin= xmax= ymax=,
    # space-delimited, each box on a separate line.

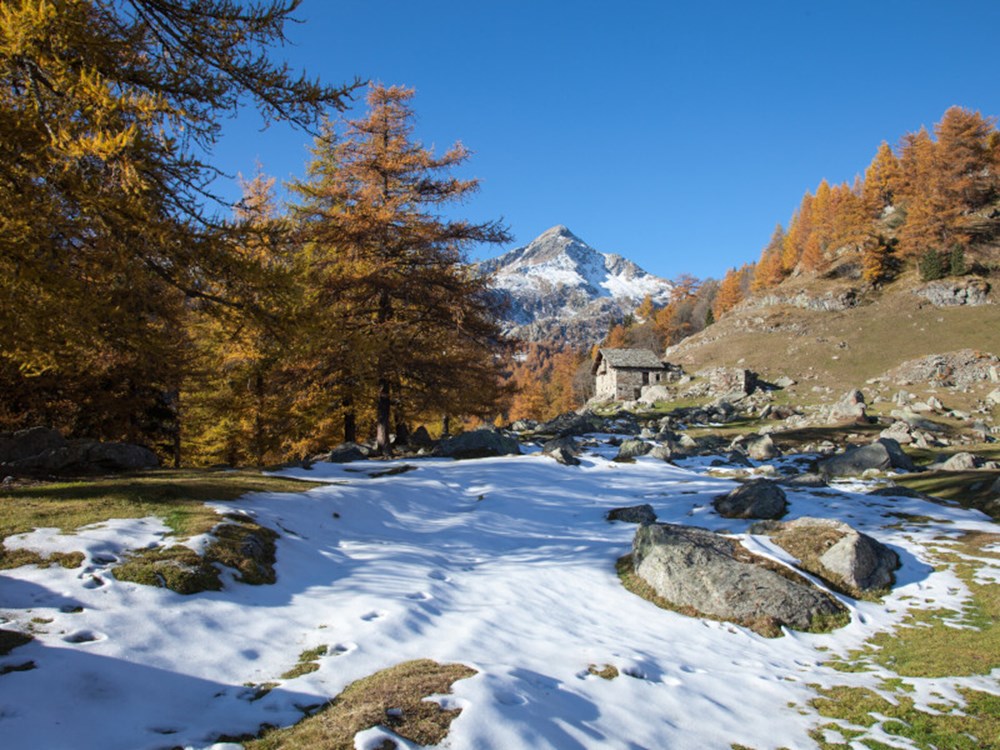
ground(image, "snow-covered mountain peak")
xmin=478 ymin=226 xmax=674 ymax=346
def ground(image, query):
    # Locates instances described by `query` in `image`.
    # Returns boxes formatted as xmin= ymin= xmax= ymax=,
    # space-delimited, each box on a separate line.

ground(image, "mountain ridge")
xmin=479 ymin=225 xmax=673 ymax=346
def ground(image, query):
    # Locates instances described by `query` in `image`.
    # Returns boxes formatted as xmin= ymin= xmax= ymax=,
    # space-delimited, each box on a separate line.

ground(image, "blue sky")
xmin=212 ymin=1 xmax=1000 ymax=280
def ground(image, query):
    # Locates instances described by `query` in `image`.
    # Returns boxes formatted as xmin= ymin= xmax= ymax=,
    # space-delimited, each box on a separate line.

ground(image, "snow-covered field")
xmin=1 ymin=442 xmax=998 ymax=750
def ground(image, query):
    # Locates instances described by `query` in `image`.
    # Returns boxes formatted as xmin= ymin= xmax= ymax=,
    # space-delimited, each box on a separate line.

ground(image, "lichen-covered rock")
xmin=713 ymin=479 xmax=787 ymax=519
xmin=752 ymin=517 xmax=899 ymax=596
xmin=614 ymin=439 xmax=652 ymax=461
xmin=817 ymin=438 xmax=917 ymax=477
xmin=631 ymin=523 xmax=847 ymax=634
xmin=913 ymin=278 xmax=990 ymax=307
xmin=745 ymin=434 xmax=780 ymax=461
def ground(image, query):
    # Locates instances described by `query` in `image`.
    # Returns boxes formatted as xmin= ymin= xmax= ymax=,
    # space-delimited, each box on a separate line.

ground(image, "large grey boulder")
xmin=606 ymin=504 xmax=656 ymax=525
xmin=4 ymin=439 xmax=159 ymax=474
xmin=935 ymin=452 xmax=981 ymax=471
xmin=438 ymin=428 xmax=520 ymax=459
xmin=817 ymin=438 xmax=917 ymax=477
xmin=752 ymin=517 xmax=899 ymax=596
xmin=631 ymin=524 xmax=847 ymax=633
xmin=745 ymin=434 xmax=780 ymax=461
xmin=614 ymin=439 xmax=652 ymax=461
xmin=318 ymin=442 xmax=369 ymax=463
xmin=829 ymin=390 xmax=868 ymax=422
xmin=533 ymin=411 xmax=600 ymax=438
xmin=0 ymin=427 xmax=68 ymax=463
xmin=713 ymin=479 xmax=787 ymax=519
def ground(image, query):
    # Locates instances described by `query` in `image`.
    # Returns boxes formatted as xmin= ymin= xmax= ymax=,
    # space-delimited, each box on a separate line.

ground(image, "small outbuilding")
xmin=592 ymin=348 xmax=672 ymax=401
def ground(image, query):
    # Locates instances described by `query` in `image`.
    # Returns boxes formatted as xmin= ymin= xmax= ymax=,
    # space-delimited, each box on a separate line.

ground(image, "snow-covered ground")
xmin=1 ymin=444 xmax=998 ymax=750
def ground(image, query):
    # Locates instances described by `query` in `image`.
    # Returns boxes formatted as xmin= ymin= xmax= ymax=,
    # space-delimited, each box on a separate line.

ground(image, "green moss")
xmin=205 ymin=516 xmax=278 ymax=585
xmin=833 ymin=532 xmax=1000 ymax=678
xmin=280 ymin=646 xmax=328 ymax=680
xmin=112 ymin=545 xmax=222 ymax=594
xmin=246 ymin=660 xmax=477 ymax=750
xmin=0 ymin=547 xmax=84 ymax=570
xmin=809 ymin=686 xmax=1000 ymax=750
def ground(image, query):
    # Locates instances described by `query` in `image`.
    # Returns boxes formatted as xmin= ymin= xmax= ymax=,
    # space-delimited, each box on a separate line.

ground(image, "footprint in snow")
xmin=428 ymin=570 xmax=451 ymax=582
xmin=330 ymin=642 xmax=356 ymax=656
xmin=360 ymin=611 xmax=385 ymax=622
xmin=63 ymin=630 xmax=106 ymax=644
xmin=495 ymin=690 xmax=528 ymax=706
xmin=81 ymin=576 xmax=104 ymax=589
xmin=406 ymin=591 xmax=432 ymax=601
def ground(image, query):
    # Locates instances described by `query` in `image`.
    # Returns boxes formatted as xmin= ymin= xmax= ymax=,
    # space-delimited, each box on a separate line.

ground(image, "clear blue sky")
xmin=212 ymin=0 xmax=1000 ymax=280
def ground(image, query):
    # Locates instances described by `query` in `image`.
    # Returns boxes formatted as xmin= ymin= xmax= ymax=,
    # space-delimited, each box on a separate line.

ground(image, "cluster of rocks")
xmin=0 ymin=427 xmax=159 ymax=477
xmin=607 ymin=471 xmax=901 ymax=635
xmin=912 ymin=278 xmax=991 ymax=307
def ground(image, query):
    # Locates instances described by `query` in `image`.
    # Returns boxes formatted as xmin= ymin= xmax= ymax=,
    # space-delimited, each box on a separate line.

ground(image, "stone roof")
xmin=595 ymin=348 xmax=665 ymax=371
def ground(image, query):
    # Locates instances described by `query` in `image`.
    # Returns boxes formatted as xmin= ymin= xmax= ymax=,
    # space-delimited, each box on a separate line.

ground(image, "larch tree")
xmin=0 ymin=0 xmax=357 ymax=445
xmin=711 ymin=266 xmax=745 ymax=319
xmin=863 ymin=141 xmax=902 ymax=216
xmin=289 ymin=85 xmax=511 ymax=455
xmin=751 ymin=223 xmax=786 ymax=291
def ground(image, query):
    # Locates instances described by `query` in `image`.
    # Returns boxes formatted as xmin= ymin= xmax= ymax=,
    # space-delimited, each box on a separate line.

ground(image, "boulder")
xmin=986 ymin=389 xmax=1000 ymax=407
xmin=631 ymin=523 xmax=847 ymax=633
xmin=745 ymin=434 xmax=780 ymax=461
xmin=606 ymin=504 xmax=656 ymax=525
xmin=880 ymin=420 xmax=914 ymax=445
xmin=829 ymin=390 xmax=867 ymax=422
xmin=542 ymin=436 xmax=582 ymax=466
xmin=437 ymin=428 xmax=521 ymax=459
xmin=648 ymin=443 xmax=675 ymax=461
xmin=935 ymin=452 xmax=981 ymax=471
xmin=752 ymin=517 xmax=899 ymax=595
xmin=0 ymin=426 xmax=67 ymax=463
xmin=713 ymin=479 xmax=787 ymax=519
xmin=817 ymin=438 xmax=917 ymax=477
xmin=3 ymin=439 xmax=159 ymax=474
xmin=546 ymin=446 xmax=581 ymax=466
xmin=533 ymin=411 xmax=599 ymax=438
xmin=321 ymin=443 xmax=369 ymax=463
xmin=614 ymin=439 xmax=652 ymax=461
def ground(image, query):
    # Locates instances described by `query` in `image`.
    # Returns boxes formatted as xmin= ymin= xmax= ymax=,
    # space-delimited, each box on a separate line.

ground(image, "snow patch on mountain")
xmin=479 ymin=225 xmax=673 ymax=345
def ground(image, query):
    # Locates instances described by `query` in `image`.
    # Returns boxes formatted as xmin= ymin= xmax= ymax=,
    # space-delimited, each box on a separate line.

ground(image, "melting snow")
xmin=0 ymin=450 xmax=997 ymax=749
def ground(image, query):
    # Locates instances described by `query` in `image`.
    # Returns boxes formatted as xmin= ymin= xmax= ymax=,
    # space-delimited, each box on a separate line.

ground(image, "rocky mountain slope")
xmin=664 ymin=256 xmax=1000 ymax=418
xmin=479 ymin=225 xmax=673 ymax=345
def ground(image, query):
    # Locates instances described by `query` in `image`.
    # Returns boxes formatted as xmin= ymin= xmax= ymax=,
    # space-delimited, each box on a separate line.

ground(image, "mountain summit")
xmin=479 ymin=226 xmax=673 ymax=346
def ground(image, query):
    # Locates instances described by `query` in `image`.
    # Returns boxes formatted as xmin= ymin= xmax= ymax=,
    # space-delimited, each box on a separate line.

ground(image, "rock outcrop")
xmin=631 ymin=523 xmax=847 ymax=634
xmin=713 ymin=479 xmax=788 ymax=519
xmin=752 ymin=517 xmax=899 ymax=596
xmin=0 ymin=427 xmax=159 ymax=475
xmin=817 ymin=438 xmax=917 ymax=477
xmin=437 ymin=429 xmax=521 ymax=459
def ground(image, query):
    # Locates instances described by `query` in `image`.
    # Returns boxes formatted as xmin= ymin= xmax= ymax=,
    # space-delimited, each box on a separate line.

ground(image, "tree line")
xmin=0 ymin=1 xmax=512 ymax=465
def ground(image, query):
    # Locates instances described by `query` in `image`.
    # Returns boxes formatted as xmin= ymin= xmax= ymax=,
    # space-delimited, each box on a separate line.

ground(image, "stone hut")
xmin=592 ymin=348 xmax=673 ymax=401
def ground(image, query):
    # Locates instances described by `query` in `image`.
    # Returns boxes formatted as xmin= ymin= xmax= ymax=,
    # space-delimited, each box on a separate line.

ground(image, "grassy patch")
xmin=822 ymin=531 xmax=999 ymax=682
xmin=112 ymin=545 xmax=222 ymax=595
xmin=587 ymin=663 xmax=619 ymax=680
xmin=0 ymin=548 xmax=84 ymax=571
xmin=111 ymin=514 xmax=280 ymax=594
xmin=894 ymin=470 xmax=1000 ymax=520
xmin=0 ymin=629 xmax=32 ymax=656
xmin=616 ymin=554 xmax=849 ymax=638
xmin=0 ymin=469 xmax=321 ymax=542
xmin=281 ymin=646 xmax=328 ymax=680
xmin=808 ymin=685 xmax=1000 ymax=749
xmin=245 ymin=659 xmax=477 ymax=750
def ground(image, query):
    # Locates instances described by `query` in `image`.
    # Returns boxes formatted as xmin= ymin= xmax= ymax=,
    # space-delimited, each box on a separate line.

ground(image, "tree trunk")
xmin=441 ymin=414 xmax=450 ymax=437
xmin=343 ymin=395 xmax=356 ymax=444
xmin=375 ymin=377 xmax=392 ymax=455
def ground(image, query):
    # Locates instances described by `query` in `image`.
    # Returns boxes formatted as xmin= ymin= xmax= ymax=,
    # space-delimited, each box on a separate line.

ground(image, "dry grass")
xmin=587 ymin=663 xmax=619 ymax=680
xmin=245 ymin=659 xmax=477 ymax=750
xmin=894 ymin=469 xmax=1000 ymax=520
xmin=0 ymin=469 xmax=322 ymax=541
xmin=280 ymin=646 xmax=328 ymax=680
